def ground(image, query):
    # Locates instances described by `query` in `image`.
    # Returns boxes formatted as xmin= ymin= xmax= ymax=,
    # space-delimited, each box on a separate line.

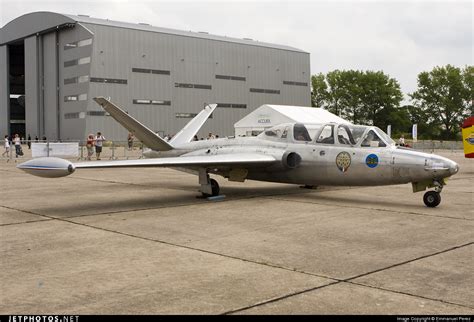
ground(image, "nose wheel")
xmin=423 ymin=191 xmax=441 ymax=208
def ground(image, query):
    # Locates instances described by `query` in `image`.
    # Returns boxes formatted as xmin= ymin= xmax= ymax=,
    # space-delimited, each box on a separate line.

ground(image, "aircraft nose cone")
xmin=449 ymin=162 xmax=459 ymax=175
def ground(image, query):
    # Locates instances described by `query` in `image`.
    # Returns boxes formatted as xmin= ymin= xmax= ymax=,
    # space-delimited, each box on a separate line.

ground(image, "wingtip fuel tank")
xmin=17 ymin=157 xmax=75 ymax=178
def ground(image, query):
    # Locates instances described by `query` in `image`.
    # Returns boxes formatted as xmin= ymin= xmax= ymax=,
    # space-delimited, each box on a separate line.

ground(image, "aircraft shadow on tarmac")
xmin=29 ymin=184 xmax=314 ymax=218
xmin=27 ymin=181 xmax=428 ymax=219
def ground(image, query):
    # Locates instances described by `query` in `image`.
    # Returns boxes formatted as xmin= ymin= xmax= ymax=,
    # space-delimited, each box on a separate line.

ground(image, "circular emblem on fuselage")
xmin=336 ymin=152 xmax=351 ymax=173
xmin=366 ymin=154 xmax=379 ymax=168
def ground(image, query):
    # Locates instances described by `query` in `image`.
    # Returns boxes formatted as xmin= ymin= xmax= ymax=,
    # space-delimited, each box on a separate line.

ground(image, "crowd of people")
xmin=2 ymin=130 xmax=223 ymax=161
xmin=163 ymin=132 xmax=220 ymax=142
xmin=2 ymin=133 xmax=29 ymax=159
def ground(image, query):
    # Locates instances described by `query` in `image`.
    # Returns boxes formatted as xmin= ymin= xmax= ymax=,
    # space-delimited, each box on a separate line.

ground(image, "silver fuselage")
xmin=144 ymin=136 xmax=459 ymax=186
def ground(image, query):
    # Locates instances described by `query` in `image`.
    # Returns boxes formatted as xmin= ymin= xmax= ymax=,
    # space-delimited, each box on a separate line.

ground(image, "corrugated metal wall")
xmin=4 ymin=16 xmax=310 ymax=142
xmin=57 ymin=24 xmax=94 ymax=141
xmin=81 ymin=23 xmax=310 ymax=141
xmin=0 ymin=46 xmax=9 ymax=136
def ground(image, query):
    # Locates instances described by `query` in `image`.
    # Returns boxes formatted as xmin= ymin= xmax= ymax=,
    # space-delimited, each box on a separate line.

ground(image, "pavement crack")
xmin=221 ymin=281 xmax=342 ymax=315
xmin=347 ymin=280 xmax=474 ymax=310
xmin=221 ymin=241 xmax=474 ymax=314
xmin=20 ymin=214 xmax=340 ymax=283
xmin=345 ymin=242 xmax=474 ymax=282
xmin=0 ymin=205 xmax=53 ymax=226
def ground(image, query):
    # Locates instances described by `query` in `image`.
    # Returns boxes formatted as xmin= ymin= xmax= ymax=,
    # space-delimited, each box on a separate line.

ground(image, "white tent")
xmin=234 ymin=104 xmax=351 ymax=137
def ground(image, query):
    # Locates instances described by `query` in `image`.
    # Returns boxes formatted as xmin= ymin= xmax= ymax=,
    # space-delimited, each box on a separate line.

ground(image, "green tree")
xmin=339 ymin=70 xmax=364 ymax=124
xmin=463 ymin=66 xmax=474 ymax=116
xmin=410 ymin=65 xmax=472 ymax=140
xmin=359 ymin=71 xmax=403 ymax=129
xmin=325 ymin=70 xmax=346 ymax=117
xmin=405 ymin=104 xmax=440 ymax=139
xmin=311 ymin=70 xmax=403 ymax=127
xmin=311 ymin=73 xmax=328 ymax=108
xmin=387 ymin=106 xmax=412 ymax=137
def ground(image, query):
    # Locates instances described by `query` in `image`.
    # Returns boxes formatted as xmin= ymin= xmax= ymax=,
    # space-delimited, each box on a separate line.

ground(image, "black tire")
xmin=210 ymin=178 xmax=220 ymax=196
xmin=423 ymin=191 xmax=441 ymax=208
xmin=202 ymin=178 xmax=220 ymax=197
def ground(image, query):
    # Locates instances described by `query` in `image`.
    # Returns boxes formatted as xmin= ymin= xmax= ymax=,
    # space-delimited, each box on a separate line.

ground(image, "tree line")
xmin=310 ymin=65 xmax=473 ymax=140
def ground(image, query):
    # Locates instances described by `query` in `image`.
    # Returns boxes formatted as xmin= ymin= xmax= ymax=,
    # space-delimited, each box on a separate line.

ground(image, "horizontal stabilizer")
xmin=93 ymin=97 xmax=173 ymax=151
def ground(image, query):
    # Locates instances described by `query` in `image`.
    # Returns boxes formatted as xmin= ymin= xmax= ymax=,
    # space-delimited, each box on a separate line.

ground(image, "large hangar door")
xmin=24 ymin=36 xmax=40 ymax=139
xmin=8 ymin=42 xmax=26 ymax=138
xmin=24 ymin=33 xmax=60 ymax=141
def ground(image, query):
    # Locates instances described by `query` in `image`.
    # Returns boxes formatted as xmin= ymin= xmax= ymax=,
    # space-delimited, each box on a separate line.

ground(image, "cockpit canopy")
xmin=258 ymin=123 xmax=319 ymax=143
xmin=258 ymin=122 xmax=395 ymax=147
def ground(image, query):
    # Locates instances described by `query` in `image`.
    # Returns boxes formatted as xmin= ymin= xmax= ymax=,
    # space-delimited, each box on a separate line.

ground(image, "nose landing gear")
xmin=423 ymin=190 xmax=441 ymax=207
xmin=423 ymin=180 xmax=443 ymax=208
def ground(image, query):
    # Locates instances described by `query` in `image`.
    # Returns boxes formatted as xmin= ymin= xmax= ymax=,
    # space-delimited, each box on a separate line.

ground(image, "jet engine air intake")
xmin=282 ymin=152 xmax=302 ymax=169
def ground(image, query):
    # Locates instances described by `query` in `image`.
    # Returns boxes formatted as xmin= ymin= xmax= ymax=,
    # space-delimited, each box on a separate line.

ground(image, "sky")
xmin=1 ymin=0 xmax=472 ymax=101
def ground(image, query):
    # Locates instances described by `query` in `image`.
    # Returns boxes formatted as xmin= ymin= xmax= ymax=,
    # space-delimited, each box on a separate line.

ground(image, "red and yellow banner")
xmin=462 ymin=116 xmax=474 ymax=158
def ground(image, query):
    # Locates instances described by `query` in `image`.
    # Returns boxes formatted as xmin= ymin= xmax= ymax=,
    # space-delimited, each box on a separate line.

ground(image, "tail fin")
xmin=170 ymin=104 xmax=217 ymax=145
xmin=93 ymin=97 xmax=173 ymax=151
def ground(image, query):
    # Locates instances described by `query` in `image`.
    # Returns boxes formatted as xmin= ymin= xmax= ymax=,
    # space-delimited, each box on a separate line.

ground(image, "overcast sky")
xmin=1 ymin=0 xmax=472 ymax=101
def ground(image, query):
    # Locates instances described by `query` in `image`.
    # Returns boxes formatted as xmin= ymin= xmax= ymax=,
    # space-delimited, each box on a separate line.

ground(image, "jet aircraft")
xmin=18 ymin=97 xmax=459 ymax=207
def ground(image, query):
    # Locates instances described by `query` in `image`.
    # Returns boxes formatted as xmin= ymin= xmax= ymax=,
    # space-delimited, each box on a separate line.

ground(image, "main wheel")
xmin=210 ymin=178 xmax=220 ymax=196
xmin=423 ymin=191 xmax=441 ymax=208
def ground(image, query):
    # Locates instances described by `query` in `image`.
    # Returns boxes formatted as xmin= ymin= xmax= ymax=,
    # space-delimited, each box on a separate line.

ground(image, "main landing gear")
xmin=423 ymin=180 xmax=443 ymax=208
xmin=199 ymin=169 xmax=220 ymax=197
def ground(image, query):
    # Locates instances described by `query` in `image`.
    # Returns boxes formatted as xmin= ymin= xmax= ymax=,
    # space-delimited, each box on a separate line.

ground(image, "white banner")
xmin=412 ymin=124 xmax=418 ymax=142
xmin=386 ymin=125 xmax=391 ymax=138
xmin=32 ymin=143 xmax=79 ymax=158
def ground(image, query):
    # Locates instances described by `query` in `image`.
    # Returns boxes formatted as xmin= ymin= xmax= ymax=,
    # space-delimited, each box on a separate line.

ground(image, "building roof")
xmin=234 ymin=104 xmax=351 ymax=128
xmin=0 ymin=11 xmax=308 ymax=53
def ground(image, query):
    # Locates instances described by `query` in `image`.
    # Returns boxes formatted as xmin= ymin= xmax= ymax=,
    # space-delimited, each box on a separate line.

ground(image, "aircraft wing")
xmin=169 ymin=104 xmax=217 ymax=145
xmin=93 ymin=97 xmax=174 ymax=151
xmin=17 ymin=154 xmax=278 ymax=178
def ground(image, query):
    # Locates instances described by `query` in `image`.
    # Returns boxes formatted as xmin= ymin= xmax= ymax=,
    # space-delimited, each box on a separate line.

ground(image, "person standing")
xmin=13 ymin=134 xmax=22 ymax=157
xmin=27 ymin=134 xmax=32 ymax=149
xmin=127 ymin=132 xmax=134 ymax=150
xmin=398 ymin=135 xmax=405 ymax=147
xmin=86 ymin=134 xmax=95 ymax=161
xmin=2 ymin=135 xmax=10 ymax=158
xmin=94 ymin=131 xmax=106 ymax=160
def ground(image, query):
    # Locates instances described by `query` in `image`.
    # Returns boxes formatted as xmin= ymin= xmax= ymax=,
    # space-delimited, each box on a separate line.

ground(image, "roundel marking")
xmin=366 ymin=154 xmax=379 ymax=168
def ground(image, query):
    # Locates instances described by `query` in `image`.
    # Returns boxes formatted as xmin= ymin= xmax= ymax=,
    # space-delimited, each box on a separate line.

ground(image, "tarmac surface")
xmin=0 ymin=148 xmax=473 ymax=314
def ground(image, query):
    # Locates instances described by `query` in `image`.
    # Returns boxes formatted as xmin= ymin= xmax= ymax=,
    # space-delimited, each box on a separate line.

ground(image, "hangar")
xmin=0 ymin=11 xmax=311 ymax=142
xmin=234 ymin=104 xmax=351 ymax=137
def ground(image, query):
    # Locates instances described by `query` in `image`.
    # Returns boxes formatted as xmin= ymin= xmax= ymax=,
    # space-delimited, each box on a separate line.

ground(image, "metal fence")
xmin=1 ymin=140 xmax=148 ymax=162
xmin=411 ymin=140 xmax=463 ymax=152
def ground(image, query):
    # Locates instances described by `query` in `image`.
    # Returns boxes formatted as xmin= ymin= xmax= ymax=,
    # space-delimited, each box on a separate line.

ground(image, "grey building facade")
xmin=0 ymin=11 xmax=310 ymax=142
